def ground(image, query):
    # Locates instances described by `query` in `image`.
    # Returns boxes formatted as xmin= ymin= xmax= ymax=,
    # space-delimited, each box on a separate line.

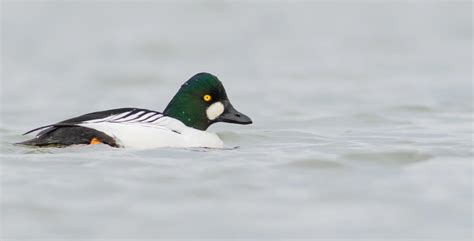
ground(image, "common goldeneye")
xmin=20 ymin=72 xmax=252 ymax=148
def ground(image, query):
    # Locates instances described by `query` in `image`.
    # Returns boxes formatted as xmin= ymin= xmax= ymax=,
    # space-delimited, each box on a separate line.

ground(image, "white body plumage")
xmin=78 ymin=110 xmax=223 ymax=148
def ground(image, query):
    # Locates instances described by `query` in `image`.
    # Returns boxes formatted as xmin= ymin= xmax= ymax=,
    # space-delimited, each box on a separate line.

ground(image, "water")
xmin=1 ymin=2 xmax=472 ymax=240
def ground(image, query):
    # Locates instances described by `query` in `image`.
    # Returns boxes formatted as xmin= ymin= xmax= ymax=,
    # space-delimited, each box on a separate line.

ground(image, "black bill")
xmin=216 ymin=102 xmax=252 ymax=125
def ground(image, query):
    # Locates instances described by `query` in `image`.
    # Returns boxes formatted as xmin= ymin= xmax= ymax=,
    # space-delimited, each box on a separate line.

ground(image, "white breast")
xmin=78 ymin=116 xmax=223 ymax=148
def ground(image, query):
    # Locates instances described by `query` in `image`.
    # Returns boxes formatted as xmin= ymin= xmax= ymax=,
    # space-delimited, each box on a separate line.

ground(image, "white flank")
xmin=78 ymin=116 xmax=224 ymax=149
xmin=206 ymin=102 xmax=224 ymax=120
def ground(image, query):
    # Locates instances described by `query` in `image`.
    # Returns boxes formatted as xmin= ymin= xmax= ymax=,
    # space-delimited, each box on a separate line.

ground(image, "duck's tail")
xmin=18 ymin=126 xmax=119 ymax=148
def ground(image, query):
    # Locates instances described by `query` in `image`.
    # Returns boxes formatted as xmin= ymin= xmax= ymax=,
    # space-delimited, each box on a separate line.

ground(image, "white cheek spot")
xmin=206 ymin=102 xmax=224 ymax=120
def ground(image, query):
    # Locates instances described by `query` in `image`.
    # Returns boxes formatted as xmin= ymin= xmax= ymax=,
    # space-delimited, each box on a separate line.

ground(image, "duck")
xmin=19 ymin=72 xmax=252 ymax=148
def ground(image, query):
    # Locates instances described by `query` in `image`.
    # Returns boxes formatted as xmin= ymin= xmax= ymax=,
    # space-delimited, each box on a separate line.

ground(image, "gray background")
xmin=1 ymin=1 xmax=472 ymax=240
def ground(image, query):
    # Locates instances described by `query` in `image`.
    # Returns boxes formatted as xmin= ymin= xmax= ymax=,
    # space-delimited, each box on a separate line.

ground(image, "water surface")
xmin=1 ymin=2 xmax=472 ymax=240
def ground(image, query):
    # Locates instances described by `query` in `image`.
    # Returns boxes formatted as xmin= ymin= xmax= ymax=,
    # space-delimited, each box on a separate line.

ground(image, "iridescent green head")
xmin=164 ymin=73 xmax=252 ymax=130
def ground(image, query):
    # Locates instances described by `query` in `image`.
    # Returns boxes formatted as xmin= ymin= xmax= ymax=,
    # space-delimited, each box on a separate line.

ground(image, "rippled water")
xmin=1 ymin=2 xmax=472 ymax=240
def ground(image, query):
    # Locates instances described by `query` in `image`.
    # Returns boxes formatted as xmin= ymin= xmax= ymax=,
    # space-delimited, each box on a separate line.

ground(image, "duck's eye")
xmin=203 ymin=94 xmax=212 ymax=102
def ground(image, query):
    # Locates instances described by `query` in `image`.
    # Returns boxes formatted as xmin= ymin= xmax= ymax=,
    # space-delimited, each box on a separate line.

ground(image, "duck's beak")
xmin=216 ymin=101 xmax=252 ymax=125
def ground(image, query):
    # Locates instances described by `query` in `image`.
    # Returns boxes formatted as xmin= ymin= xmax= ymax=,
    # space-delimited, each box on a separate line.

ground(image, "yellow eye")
xmin=203 ymin=94 xmax=212 ymax=102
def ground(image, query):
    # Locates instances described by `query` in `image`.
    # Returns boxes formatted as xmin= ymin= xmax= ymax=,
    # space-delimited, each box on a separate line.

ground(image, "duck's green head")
xmin=164 ymin=72 xmax=252 ymax=130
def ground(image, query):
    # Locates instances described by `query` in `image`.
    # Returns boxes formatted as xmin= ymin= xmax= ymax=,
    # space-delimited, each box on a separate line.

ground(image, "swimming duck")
xmin=20 ymin=72 xmax=252 ymax=148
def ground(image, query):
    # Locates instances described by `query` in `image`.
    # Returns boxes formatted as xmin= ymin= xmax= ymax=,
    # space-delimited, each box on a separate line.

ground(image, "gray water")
xmin=1 ymin=2 xmax=472 ymax=240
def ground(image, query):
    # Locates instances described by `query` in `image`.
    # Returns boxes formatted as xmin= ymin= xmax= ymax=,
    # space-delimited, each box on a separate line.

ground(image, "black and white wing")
xmin=24 ymin=108 xmax=164 ymax=136
xmin=19 ymin=108 xmax=171 ymax=147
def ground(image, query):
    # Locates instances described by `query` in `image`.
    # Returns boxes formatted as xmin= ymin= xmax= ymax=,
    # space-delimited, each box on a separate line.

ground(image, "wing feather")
xmin=24 ymin=108 xmax=166 ymax=137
